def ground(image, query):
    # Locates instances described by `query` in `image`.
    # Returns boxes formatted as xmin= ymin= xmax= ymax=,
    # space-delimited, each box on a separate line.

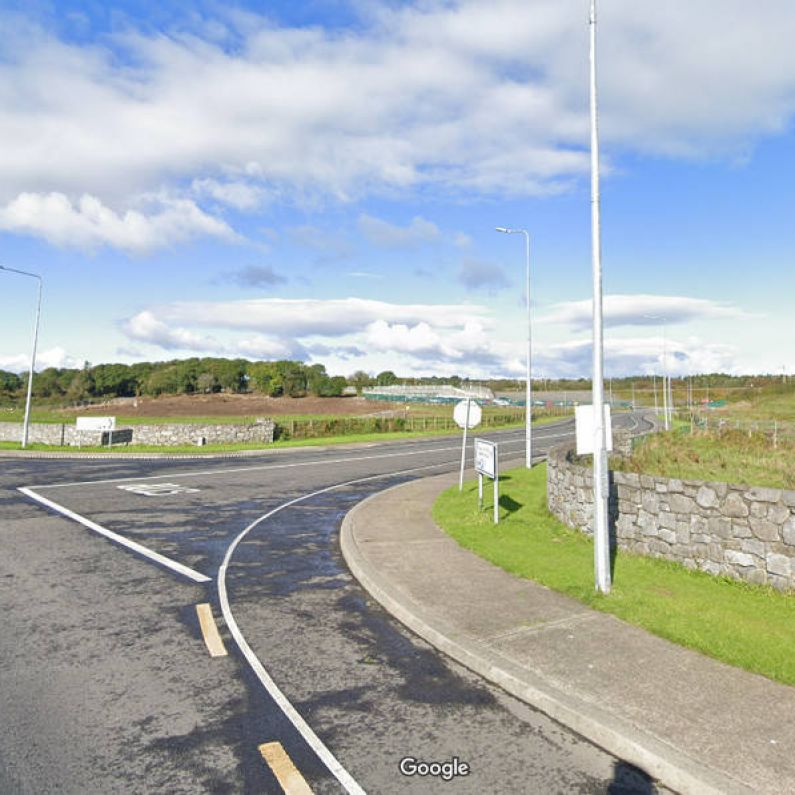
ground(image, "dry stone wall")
xmin=547 ymin=444 xmax=795 ymax=591
xmin=0 ymin=420 xmax=275 ymax=447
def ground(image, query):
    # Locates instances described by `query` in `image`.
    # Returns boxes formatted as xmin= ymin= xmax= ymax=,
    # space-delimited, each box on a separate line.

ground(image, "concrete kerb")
xmin=339 ymin=474 xmax=753 ymax=795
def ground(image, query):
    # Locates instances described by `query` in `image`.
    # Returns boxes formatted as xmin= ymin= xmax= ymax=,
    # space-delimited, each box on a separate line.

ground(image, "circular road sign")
xmin=454 ymin=399 xmax=482 ymax=429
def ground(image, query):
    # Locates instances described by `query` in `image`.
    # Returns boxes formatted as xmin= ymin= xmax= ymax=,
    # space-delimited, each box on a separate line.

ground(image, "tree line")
xmin=0 ymin=358 xmax=406 ymax=403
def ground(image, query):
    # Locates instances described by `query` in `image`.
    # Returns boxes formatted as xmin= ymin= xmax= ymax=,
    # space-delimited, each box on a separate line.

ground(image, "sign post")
xmin=454 ymin=398 xmax=482 ymax=492
xmin=474 ymin=438 xmax=499 ymax=524
xmin=76 ymin=416 xmax=116 ymax=448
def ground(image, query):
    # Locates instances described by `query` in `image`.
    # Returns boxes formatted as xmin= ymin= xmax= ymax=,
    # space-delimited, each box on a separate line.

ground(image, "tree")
xmin=196 ymin=372 xmax=218 ymax=393
xmin=376 ymin=370 xmax=398 ymax=386
xmin=349 ymin=370 xmax=371 ymax=396
xmin=0 ymin=370 xmax=22 ymax=394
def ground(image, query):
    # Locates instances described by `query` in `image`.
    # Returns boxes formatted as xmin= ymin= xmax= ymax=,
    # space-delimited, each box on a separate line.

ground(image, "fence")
xmin=273 ymin=408 xmax=568 ymax=440
xmin=673 ymin=412 xmax=795 ymax=448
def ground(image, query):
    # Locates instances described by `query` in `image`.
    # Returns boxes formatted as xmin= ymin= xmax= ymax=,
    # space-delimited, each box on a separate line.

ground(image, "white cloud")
xmin=535 ymin=335 xmax=739 ymax=379
xmin=0 ymin=346 xmax=82 ymax=373
xmin=0 ymin=192 xmax=235 ymax=252
xmin=126 ymin=298 xmax=491 ymax=337
xmin=191 ymin=178 xmax=269 ymax=211
xmin=543 ymin=294 xmax=750 ymax=331
xmin=358 ymin=214 xmax=440 ymax=248
xmin=1 ymin=2 xmax=794 ymax=212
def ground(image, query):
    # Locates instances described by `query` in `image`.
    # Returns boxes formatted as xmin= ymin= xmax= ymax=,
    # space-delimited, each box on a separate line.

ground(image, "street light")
xmin=0 ymin=265 xmax=42 ymax=448
xmin=495 ymin=226 xmax=532 ymax=469
xmin=644 ymin=314 xmax=669 ymax=431
xmin=589 ymin=0 xmax=610 ymax=594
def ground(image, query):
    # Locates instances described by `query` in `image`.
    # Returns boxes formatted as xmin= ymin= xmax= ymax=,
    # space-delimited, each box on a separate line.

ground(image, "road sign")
xmin=474 ymin=438 xmax=497 ymax=478
xmin=76 ymin=416 xmax=116 ymax=431
xmin=454 ymin=400 xmax=482 ymax=429
xmin=474 ymin=438 xmax=499 ymax=524
xmin=575 ymin=404 xmax=612 ymax=455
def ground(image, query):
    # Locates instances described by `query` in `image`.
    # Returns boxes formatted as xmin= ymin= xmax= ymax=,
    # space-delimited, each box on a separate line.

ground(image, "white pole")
xmin=0 ymin=265 xmax=42 ymax=448
xmin=589 ymin=0 xmax=611 ymax=594
xmin=524 ymin=230 xmax=532 ymax=468
xmin=459 ymin=397 xmax=471 ymax=492
xmin=495 ymin=227 xmax=532 ymax=468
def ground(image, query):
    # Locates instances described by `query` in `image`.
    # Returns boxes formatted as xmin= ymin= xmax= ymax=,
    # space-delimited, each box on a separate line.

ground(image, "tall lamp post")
xmin=495 ymin=226 xmax=532 ymax=468
xmin=589 ymin=0 xmax=610 ymax=594
xmin=0 ymin=265 xmax=42 ymax=448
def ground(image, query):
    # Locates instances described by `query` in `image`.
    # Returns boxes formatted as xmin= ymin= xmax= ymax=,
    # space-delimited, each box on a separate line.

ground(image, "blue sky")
xmin=1 ymin=0 xmax=794 ymax=379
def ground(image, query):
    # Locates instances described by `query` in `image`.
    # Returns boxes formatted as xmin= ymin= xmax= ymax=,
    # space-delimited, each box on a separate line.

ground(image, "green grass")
xmin=613 ymin=429 xmax=795 ymax=489
xmin=433 ymin=464 xmax=795 ymax=685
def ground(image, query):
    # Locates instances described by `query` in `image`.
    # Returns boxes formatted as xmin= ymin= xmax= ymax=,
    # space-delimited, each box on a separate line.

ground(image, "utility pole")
xmin=589 ymin=0 xmax=610 ymax=594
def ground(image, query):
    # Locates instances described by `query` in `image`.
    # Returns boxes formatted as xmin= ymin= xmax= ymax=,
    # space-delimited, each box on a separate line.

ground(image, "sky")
xmin=1 ymin=0 xmax=794 ymax=380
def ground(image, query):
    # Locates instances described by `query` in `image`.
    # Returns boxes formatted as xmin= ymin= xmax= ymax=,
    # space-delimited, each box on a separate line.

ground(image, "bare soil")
xmin=58 ymin=393 xmax=390 ymax=418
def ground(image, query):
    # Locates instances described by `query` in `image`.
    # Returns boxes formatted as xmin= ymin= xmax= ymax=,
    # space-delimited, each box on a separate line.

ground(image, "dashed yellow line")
xmin=259 ymin=741 xmax=314 ymax=794
xmin=196 ymin=603 xmax=227 ymax=657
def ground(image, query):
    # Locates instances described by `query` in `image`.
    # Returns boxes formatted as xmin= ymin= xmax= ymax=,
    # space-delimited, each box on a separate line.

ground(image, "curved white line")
xmin=217 ymin=457 xmax=468 ymax=795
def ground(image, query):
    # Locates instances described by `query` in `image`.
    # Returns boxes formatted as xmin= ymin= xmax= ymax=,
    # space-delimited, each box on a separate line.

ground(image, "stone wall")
xmin=547 ymin=445 xmax=795 ymax=591
xmin=0 ymin=420 xmax=275 ymax=447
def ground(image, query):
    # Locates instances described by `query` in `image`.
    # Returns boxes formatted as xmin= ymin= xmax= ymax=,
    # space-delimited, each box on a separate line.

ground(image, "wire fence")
xmin=676 ymin=412 xmax=795 ymax=448
xmin=273 ymin=407 xmax=570 ymax=440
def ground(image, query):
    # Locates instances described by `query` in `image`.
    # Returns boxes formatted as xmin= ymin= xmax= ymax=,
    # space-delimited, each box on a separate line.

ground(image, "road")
xmin=0 ymin=413 xmax=661 ymax=793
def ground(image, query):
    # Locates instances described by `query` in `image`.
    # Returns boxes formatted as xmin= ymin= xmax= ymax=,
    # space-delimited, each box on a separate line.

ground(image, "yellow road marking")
xmin=196 ymin=603 xmax=227 ymax=657
xmin=259 ymin=742 xmax=314 ymax=794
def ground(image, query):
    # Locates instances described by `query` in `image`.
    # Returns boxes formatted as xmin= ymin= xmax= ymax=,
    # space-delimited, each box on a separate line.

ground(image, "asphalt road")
xmin=0 ymin=414 xmax=662 ymax=794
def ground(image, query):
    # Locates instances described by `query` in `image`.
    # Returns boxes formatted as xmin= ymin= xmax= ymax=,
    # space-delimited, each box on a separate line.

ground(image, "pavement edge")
xmin=340 ymin=475 xmax=753 ymax=795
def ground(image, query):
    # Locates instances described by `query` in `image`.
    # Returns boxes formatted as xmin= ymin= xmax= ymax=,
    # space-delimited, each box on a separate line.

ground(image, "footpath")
xmin=340 ymin=472 xmax=795 ymax=795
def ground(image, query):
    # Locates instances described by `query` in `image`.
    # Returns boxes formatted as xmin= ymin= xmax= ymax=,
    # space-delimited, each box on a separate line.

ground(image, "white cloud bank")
xmin=0 ymin=192 xmax=235 ymax=253
xmin=1 ymin=1 xmax=795 ymax=252
xmin=118 ymin=293 xmax=745 ymax=377
xmin=543 ymin=294 xmax=751 ymax=331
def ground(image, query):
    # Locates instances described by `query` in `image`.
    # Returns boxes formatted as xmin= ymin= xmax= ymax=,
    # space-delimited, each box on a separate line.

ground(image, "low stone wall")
xmin=547 ymin=444 xmax=795 ymax=591
xmin=0 ymin=420 xmax=275 ymax=447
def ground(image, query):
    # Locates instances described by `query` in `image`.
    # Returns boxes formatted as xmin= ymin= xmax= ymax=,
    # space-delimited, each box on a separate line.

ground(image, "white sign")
xmin=76 ymin=416 xmax=116 ymax=431
xmin=453 ymin=399 xmax=482 ymax=429
xmin=117 ymin=483 xmax=200 ymax=496
xmin=575 ymin=404 xmax=613 ymax=455
xmin=474 ymin=438 xmax=497 ymax=479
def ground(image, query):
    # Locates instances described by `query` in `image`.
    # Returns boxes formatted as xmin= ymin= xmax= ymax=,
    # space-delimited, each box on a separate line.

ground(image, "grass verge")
xmin=614 ymin=428 xmax=795 ymax=489
xmin=433 ymin=464 xmax=795 ymax=686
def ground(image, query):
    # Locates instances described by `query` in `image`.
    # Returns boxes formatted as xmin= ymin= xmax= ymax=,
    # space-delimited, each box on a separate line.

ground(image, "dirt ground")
xmin=59 ymin=393 xmax=391 ymax=418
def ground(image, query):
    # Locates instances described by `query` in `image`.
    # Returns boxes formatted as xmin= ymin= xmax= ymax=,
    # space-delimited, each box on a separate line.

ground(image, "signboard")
xmin=76 ymin=416 xmax=116 ymax=431
xmin=474 ymin=438 xmax=497 ymax=479
xmin=453 ymin=400 xmax=482 ymax=429
xmin=575 ymin=404 xmax=612 ymax=455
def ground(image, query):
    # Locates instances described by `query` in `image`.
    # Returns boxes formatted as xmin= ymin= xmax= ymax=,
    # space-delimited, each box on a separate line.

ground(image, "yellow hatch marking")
xmin=196 ymin=603 xmax=227 ymax=657
xmin=259 ymin=742 xmax=314 ymax=794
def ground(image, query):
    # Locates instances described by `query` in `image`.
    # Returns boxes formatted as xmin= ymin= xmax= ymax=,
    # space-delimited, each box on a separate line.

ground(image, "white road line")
xmin=217 ymin=455 xmax=489 ymax=795
xmin=30 ymin=426 xmax=574 ymax=491
xmin=18 ymin=486 xmax=211 ymax=584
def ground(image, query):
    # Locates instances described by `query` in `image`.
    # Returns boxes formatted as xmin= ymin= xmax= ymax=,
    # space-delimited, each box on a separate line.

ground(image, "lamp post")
xmin=644 ymin=314 xmax=669 ymax=430
xmin=495 ymin=226 xmax=532 ymax=468
xmin=589 ymin=0 xmax=610 ymax=594
xmin=0 ymin=265 xmax=42 ymax=448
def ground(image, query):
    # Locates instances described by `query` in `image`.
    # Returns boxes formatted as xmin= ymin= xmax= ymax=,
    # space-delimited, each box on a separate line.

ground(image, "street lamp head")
xmin=495 ymin=227 xmax=511 ymax=234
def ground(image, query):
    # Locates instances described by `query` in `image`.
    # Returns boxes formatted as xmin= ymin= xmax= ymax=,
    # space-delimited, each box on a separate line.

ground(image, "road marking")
xmin=28 ymin=422 xmax=577 ymax=490
xmin=117 ymin=482 xmax=200 ymax=496
xmin=18 ymin=486 xmax=211 ymax=584
xmin=259 ymin=742 xmax=314 ymax=795
xmin=217 ymin=456 xmax=477 ymax=795
xmin=196 ymin=603 xmax=227 ymax=657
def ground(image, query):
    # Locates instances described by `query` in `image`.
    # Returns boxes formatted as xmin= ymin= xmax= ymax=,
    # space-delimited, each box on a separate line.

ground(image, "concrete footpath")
xmin=340 ymin=472 xmax=795 ymax=795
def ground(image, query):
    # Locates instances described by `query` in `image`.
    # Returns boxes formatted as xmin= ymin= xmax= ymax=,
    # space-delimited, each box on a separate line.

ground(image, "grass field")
xmin=434 ymin=464 xmax=795 ymax=686
xmin=614 ymin=428 xmax=795 ymax=489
